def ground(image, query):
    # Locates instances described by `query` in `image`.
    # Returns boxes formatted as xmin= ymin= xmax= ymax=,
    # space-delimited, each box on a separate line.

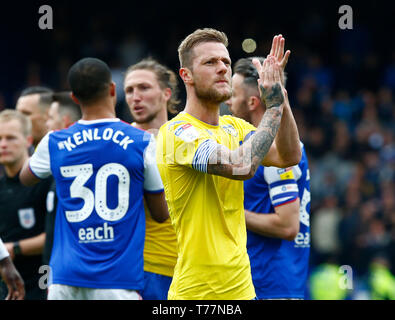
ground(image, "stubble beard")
xmin=133 ymin=112 xmax=157 ymax=125
xmin=195 ymin=84 xmax=231 ymax=104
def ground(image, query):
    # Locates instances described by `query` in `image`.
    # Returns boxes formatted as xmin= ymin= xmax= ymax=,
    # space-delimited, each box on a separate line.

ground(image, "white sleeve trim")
xmin=29 ymin=132 xmax=52 ymax=179
xmin=0 ymin=238 xmax=10 ymax=261
xmin=143 ymin=135 xmax=164 ymax=192
xmin=192 ymin=139 xmax=217 ymax=173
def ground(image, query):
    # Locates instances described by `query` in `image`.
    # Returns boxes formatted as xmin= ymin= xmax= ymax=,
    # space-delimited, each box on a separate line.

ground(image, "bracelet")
xmin=13 ymin=241 xmax=22 ymax=257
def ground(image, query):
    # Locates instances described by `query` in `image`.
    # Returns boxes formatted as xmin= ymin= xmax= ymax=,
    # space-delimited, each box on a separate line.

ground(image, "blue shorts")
xmin=141 ymin=271 xmax=172 ymax=300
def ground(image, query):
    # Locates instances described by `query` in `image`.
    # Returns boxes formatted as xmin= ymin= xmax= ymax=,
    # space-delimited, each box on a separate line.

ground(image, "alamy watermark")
xmin=338 ymin=265 xmax=353 ymax=290
xmin=38 ymin=265 xmax=52 ymax=289
xmin=38 ymin=5 xmax=53 ymax=30
xmin=338 ymin=5 xmax=353 ymax=30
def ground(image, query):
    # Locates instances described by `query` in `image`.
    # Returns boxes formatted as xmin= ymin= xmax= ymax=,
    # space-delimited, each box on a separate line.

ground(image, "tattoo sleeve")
xmin=260 ymin=83 xmax=284 ymax=109
xmin=207 ymin=84 xmax=284 ymax=180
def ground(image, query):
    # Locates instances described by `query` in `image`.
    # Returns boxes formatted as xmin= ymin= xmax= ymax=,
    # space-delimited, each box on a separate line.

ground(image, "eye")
xmin=125 ymin=87 xmax=133 ymax=94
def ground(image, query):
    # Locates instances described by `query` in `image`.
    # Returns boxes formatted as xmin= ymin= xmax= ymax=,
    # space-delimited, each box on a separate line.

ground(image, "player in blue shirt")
xmin=226 ymin=37 xmax=310 ymax=299
xmin=20 ymin=58 xmax=169 ymax=300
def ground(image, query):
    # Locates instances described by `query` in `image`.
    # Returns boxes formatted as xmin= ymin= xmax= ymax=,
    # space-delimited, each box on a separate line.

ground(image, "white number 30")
xmin=60 ymin=163 xmax=130 ymax=223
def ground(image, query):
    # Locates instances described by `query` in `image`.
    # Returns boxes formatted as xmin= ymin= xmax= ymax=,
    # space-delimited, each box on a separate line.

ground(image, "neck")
xmin=252 ymin=110 xmax=265 ymax=128
xmin=184 ymin=94 xmax=220 ymax=126
xmin=80 ymin=101 xmax=116 ymax=121
xmin=4 ymin=155 xmax=27 ymax=178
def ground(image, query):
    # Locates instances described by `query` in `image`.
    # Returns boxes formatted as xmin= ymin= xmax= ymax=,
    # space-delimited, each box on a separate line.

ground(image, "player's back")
xmin=43 ymin=118 xmax=153 ymax=290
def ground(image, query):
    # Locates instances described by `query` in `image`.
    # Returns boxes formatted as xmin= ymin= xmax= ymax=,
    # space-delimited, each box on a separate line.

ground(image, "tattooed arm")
xmin=261 ymin=35 xmax=301 ymax=167
xmin=207 ymin=57 xmax=285 ymax=180
xmin=261 ymin=90 xmax=301 ymax=167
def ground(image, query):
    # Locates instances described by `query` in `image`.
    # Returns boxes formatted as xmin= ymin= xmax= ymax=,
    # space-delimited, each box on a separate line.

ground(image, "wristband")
xmin=13 ymin=241 xmax=22 ymax=257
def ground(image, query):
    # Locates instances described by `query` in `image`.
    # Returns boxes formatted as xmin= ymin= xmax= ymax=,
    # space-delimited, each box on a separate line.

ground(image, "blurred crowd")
xmin=290 ymin=50 xmax=395 ymax=299
xmin=0 ymin=1 xmax=394 ymax=299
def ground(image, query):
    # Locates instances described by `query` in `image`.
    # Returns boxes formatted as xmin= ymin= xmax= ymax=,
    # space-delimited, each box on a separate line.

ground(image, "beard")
xmin=195 ymin=83 xmax=231 ymax=104
xmin=133 ymin=111 xmax=158 ymax=124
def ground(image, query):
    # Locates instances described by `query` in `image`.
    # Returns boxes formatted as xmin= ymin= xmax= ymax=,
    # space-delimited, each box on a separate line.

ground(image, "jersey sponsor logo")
xmin=294 ymin=232 xmax=310 ymax=248
xmin=18 ymin=208 xmax=35 ymax=229
xmin=78 ymin=222 xmax=114 ymax=243
xmin=277 ymin=167 xmax=295 ymax=180
xmin=221 ymin=124 xmax=238 ymax=137
xmin=174 ymin=123 xmax=199 ymax=142
xmin=57 ymin=128 xmax=134 ymax=151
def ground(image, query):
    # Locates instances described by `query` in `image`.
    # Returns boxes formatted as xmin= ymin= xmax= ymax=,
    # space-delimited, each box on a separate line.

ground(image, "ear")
xmin=62 ymin=114 xmax=73 ymax=128
xmin=71 ymin=93 xmax=80 ymax=105
xmin=26 ymin=135 xmax=33 ymax=148
xmin=110 ymin=82 xmax=116 ymax=97
xmin=163 ymin=88 xmax=172 ymax=102
xmin=248 ymin=95 xmax=261 ymax=112
xmin=179 ymin=67 xmax=193 ymax=84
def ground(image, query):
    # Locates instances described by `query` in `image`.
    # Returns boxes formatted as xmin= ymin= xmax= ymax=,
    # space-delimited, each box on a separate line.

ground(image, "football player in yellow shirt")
xmin=124 ymin=58 xmax=179 ymax=299
xmin=156 ymin=28 xmax=301 ymax=300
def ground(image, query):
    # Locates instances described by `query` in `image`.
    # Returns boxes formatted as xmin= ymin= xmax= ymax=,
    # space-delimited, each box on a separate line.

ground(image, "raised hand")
xmin=252 ymin=56 xmax=285 ymax=109
xmin=268 ymin=34 xmax=290 ymax=85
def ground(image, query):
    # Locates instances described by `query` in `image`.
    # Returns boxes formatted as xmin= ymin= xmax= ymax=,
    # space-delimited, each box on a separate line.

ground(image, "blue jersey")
xmin=244 ymin=142 xmax=310 ymax=299
xmin=29 ymin=119 xmax=164 ymax=290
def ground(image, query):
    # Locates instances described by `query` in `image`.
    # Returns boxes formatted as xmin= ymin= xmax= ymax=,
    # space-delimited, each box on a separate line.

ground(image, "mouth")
xmin=133 ymin=105 xmax=145 ymax=114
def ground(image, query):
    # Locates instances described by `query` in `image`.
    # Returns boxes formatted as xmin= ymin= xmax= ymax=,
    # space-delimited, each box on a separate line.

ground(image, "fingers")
xmin=5 ymin=279 xmax=25 ymax=300
xmin=273 ymin=60 xmax=281 ymax=84
xmin=281 ymin=49 xmax=291 ymax=68
xmin=268 ymin=34 xmax=289 ymax=70
xmin=17 ymin=281 xmax=25 ymax=300
xmin=277 ymin=36 xmax=284 ymax=60
xmin=262 ymin=57 xmax=271 ymax=85
xmin=266 ymin=57 xmax=275 ymax=84
xmin=269 ymin=35 xmax=277 ymax=56
xmin=6 ymin=288 xmax=25 ymax=300
xmin=269 ymin=35 xmax=283 ymax=59
xmin=251 ymin=58 xmax=263 ymax=75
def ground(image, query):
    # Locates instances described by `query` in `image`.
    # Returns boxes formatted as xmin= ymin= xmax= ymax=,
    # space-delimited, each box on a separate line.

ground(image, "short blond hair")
xmin=178 ymin=28 xmax=228 ymax=69
xmin=0 ymin=109 xmax=32 ymax=137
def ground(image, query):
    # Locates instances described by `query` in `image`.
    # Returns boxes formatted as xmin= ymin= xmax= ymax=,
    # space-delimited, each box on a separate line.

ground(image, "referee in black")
xmin=0 ymin=110 xmax=52 ymax=300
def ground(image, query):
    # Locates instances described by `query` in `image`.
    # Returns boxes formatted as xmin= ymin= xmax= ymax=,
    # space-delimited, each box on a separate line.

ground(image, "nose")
xmin=224 ymin=97 xmax=232 ymax=107
xmin=217 ymin=61 xmax=228 ymax=74
xmin=0 ymin=138 xmax=7 ymax=148
xmin=132 ymin=90 xmax=142 ymax=102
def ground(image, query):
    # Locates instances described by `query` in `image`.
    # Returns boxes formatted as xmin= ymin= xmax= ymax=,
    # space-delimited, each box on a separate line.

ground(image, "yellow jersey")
xmin=156 ymin=112 xmax=256 ymax=300
xmin=143 ymin=200 xmax=178 ymax=277
xmin=131 ymin=123 xmax=178 ymax=277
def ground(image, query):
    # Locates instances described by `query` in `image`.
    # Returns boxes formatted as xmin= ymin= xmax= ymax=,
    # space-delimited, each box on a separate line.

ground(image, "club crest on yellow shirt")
xmin=174 ymin=123 xmax=199 ymax=142
xmin=221 ymin=124 xmax=238 ymax=137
